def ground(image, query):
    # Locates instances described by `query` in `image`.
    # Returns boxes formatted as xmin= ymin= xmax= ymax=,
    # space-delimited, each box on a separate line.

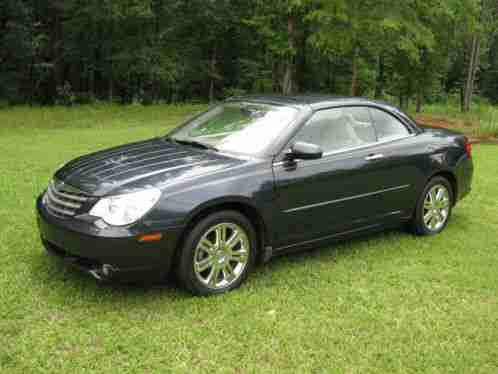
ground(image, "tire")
xmin=411 ymin=176 xmax=454 ymax=236
xmin=176 ymin=210 xmax=258 ymax=296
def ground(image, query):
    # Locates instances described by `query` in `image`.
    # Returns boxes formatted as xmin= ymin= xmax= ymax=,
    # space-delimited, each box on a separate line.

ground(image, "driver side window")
xmin=293 ymin=107 xmax=377 ymax=154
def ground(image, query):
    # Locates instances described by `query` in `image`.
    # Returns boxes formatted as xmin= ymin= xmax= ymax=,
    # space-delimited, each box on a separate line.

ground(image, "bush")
xmin=223 ymin=87 xmax=248 ymax=99
xmin=55 ymin=81 xmax=76 ymax=106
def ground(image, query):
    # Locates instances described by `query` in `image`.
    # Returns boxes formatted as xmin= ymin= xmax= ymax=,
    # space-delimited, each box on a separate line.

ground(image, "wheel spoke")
xmin=222 ymin=263 xmax=235 ymax=282
xmin=199 ymin=239 xmax=215 ymax=254
xmin=429 ymin=189 xmax=437 ymax=204
xmin=230 ymin=250 xmax=248 ymax=264
xmin=436 ymin=188 xmax=444 ymax=201
xmin=207 ymin=266 xmax=220 ymax=287
xmin=195 ymin=257 xmax=213 ymax=273
xmin=424 ymin=200 xmax=433 ymax=210
xmin=429 ymin=215 xmax=438 ymax=229
xmin=215 ymin=225 xmax=228 ymax=246
xmin=226 ymin=230 xmax=241 ymax=249
xmin=437 ymin=210 xmax=445 ymax=224
xmin=424 ymin=211 xmax=433 ymax=225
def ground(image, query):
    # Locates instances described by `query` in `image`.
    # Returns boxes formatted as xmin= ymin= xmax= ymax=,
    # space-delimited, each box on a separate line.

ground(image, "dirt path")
xmin=415 ymin=114 xmax=498 ymax=144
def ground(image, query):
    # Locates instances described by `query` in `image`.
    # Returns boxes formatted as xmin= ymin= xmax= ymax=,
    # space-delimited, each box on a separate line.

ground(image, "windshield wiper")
xmin=166 ymin=137 xmax=218 ymax=152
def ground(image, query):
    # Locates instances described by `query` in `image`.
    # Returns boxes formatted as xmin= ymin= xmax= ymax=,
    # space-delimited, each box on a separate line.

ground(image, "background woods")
xmin=1 ymin=0 xmax=498 ymax=111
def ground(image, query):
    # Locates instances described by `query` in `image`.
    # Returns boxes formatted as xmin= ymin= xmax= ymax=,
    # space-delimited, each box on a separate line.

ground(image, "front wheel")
xmin=411 ymin=176 xmax=453 ymax=236
xmin=176 ymin=210 xmax=257 ymax=296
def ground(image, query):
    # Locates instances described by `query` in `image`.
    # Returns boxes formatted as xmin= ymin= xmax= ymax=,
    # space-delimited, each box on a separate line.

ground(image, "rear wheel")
xmin=176 ymin=210 xmax=257 ymax=295
xmin=411 ymin=176 xmax=453 ymax=236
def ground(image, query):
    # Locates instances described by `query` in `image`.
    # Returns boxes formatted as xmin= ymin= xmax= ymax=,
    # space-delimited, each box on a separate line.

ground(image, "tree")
xmin=0 ymin=0 xmax=36 ymax=103
xmin=1 ymin=0 xmax=498 ymax=106
xmin=246 ymin=0 xmax=316 ymax=95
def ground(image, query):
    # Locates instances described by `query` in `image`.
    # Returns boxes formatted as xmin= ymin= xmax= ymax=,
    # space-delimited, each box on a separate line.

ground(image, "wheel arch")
xmin=427 ymin=170 xmax=458 ymax=205
xmin=176 ymin=197 xmax=269 ymax=264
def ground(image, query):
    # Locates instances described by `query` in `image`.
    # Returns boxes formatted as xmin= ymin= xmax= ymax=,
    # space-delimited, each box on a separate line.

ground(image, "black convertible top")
xmin=227 ymin=94 xmax=421 ymax=135
xmin=227 ymin=94 xmax=395 ymax=111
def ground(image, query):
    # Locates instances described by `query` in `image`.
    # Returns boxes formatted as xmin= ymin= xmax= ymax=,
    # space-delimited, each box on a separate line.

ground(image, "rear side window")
xmin=369 ymin=108 xmax=410 ymax=141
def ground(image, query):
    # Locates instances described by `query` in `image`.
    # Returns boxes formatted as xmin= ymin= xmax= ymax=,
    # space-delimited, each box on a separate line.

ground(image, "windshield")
xmin=168 ymin=102 xmax=299 ymax=155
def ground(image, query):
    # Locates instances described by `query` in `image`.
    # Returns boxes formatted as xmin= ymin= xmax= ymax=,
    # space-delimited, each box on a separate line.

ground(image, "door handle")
xmin=365 ymin=153 xmax=385 ymax=161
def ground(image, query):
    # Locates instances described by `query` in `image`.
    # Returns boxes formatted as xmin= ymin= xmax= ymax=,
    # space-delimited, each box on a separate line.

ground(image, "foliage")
xmin=0 ymin=0 xmax=497 ymax=110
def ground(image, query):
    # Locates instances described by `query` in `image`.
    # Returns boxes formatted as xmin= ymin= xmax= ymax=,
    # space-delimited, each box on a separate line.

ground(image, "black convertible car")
xmin=37 ymin=95 xmax=473 ymax=295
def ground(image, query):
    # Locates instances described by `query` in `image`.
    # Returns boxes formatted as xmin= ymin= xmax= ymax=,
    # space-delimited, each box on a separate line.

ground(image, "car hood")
xmin=54 ymin=138 xmax=245 ymax=196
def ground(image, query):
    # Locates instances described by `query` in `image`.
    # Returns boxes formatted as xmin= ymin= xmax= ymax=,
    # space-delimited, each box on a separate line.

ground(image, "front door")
xmin=271 ymin=106 xmax=418 ymax=249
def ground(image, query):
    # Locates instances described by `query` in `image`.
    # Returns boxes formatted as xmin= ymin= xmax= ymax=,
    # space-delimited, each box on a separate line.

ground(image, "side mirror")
xmin=286 ymin=141 xmax=323 ymax=161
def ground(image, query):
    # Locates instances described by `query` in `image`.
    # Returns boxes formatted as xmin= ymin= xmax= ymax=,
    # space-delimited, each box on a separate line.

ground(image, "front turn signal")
xmin=137 ymin=233 xmax=163 ymax=242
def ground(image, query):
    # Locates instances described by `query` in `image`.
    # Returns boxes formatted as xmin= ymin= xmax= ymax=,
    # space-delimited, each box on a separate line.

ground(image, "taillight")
xmin=464 ymin=141 xmax=472 ymax=157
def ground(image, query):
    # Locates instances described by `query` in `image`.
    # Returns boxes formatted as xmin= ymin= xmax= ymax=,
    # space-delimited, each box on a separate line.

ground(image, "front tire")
xmin=176 ymin=210 xmax=257 ymax=296
xmin=411 ymin=176 xmax=453 ymax=236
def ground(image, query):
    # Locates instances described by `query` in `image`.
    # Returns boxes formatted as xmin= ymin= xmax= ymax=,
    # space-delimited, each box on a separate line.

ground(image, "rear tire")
xmin=411 ymin=176 xmax=453 ymax=236
xmin=176 ymin=210 xmax=257 ymax=296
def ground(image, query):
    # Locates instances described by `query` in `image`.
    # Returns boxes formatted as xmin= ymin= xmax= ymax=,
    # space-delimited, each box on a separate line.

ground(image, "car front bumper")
xmin=36 ymin=195 xmax=185 ymax=282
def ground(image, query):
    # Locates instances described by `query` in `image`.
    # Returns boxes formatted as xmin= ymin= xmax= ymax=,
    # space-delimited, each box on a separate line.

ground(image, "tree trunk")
xmin=295 ymin=17 xmax=308 ymax=93
xmin=89 ymin=67 xmax=95 ymax=97
xmin=350 ymin=47 xmax=359 ymax=96
xmin=282 ymin=14 xmax=296 ymax=95
xmin=108 ymin=74 xmax=114 ymax=102
xmin=326 ymin=58 xmax=334 ymax=93
xmin=374 ymin=53 xmax=385 ymax=99
xmin=272 ymin=60 xmax=280 ymax=93
xmin=416 ymin=91 xmax=423 ymax=113
xmin=463 ymin=35 xmax=481 ymax=112
xmin=209 ymin=45 xmax=217 ymax=103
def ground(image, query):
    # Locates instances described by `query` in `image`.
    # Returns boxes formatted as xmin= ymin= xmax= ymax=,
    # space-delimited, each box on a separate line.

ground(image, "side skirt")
xmin=269 ymin=219 xmax=411 ymax=259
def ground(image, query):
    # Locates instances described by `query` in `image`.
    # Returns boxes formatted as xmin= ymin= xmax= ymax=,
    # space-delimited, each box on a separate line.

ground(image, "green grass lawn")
xmin=1 ymin=105 xmax=497 ymax=373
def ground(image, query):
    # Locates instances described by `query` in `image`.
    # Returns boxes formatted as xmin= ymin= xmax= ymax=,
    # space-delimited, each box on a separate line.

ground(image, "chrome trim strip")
xmin=283 ymin=185 xmax=411 ymax=213
xmin=273 ymin=134 xmax=416 ymax=167
xmin=321 ymin=134 xmax=415 ymax=157
xmin=51 ymin=181 xmax=89 ymax=201
xmin=52 ymin=178 xmax=88 ymax=201
xmin=44 ymin=195 xmax=76 ymax=216
xmin=47 ymin=185 xmax=81 ymax=209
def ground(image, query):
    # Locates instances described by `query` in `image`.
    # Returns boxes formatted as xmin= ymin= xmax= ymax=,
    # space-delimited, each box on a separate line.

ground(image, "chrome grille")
xmin=43 ymin=180 xmax=90 ymax=217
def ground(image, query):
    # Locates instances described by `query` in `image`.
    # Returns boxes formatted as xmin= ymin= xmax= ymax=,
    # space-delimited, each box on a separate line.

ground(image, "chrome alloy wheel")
xmin=423 ymin=184 xmax=451 ymax=232
xmin=193 ymin=223 xmax=250 ymax=289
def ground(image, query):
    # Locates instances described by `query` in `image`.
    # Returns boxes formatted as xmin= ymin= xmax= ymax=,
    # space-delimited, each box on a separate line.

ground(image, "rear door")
xmin=271 ymin=106 xmax=421 ymax=249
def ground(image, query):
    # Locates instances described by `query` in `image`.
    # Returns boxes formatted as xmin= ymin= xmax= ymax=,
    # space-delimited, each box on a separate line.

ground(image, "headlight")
xmin=89 ymin=188 xmax=161 ymax=226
